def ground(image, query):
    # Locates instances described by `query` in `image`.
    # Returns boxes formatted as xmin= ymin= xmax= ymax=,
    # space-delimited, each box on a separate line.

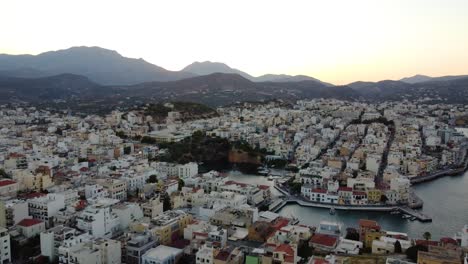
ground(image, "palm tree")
xmin=423 ymin=231 xmax=431 ymax=241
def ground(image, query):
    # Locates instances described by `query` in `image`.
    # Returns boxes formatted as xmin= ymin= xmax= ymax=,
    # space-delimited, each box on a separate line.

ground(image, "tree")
xmin=345 ymin=227 xmax=360 ymax=241
xmin=406 ymin=244 xmax=428 ymax=262
xmin=0 ymin=169 xmax=10 ymax=179
xmin=380 ymin=194 xmax=388 ymax=203
xmin=394 ymin=240 xmax=402 ymax=253
xmin=288 ymin=181 xmax=302 ymax=194
xmin=178 ymin=178 xmax=185 ymax=191
xmin=297 ymin=240 xmax=313 ymax=259
xmin=162 ymin=192 xmax=172 ymax=211
xmin=423 ymin=231 xmax=432 ymax=241
xmin=124 ymin=146 xmax=132 ymax=155
xmin=146 ymin=175 xmax=158 ymax=183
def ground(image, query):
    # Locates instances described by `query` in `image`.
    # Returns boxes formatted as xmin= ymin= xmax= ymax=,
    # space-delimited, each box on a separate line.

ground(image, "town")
xmin=0 ymin=99 xmax=467 ymax=264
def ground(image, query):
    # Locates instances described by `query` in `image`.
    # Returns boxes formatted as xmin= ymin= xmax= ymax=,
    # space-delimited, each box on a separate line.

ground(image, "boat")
xmin=410 ymin=216 xmax=417 ymax=221
xmin=401 ymin=214 xmax=411 ymax=219
xmin=257 ymin=166 xmax=270 ymax=176
xmin=329 ymin=207 xmax=336 ymax=215
xmin=267 ymin=175 xmax=274 ymax=181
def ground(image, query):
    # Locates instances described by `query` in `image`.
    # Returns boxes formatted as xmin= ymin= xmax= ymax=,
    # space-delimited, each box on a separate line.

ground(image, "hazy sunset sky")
xmin=1 ymin=0 xmax=467 ymax=84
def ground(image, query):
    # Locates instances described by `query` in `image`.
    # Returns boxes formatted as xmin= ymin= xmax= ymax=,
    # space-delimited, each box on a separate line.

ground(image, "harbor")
xmin=271 ymin=185 xmax=432 ymax=222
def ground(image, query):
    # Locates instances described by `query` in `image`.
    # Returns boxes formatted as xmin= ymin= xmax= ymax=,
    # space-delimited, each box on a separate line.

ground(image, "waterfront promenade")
xmin=272 ymin=184 xmax=432 ymax=222
xmin=410 ymin=155 xmax=468 ymax=184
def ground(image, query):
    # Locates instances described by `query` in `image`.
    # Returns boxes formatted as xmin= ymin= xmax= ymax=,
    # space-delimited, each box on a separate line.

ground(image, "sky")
xmin=1 ymin=0 xmax=468 ymax=85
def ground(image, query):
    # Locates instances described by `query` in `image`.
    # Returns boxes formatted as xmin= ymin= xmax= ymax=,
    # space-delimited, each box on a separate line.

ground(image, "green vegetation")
xmin=146 ymin=175 xmax=158 ymax=183
xmin=406 ymin=245 xmax=428 ymax=262
xmin=116 ymin=131 xmax=127 ymax=139
xmin=394 ymin=240 xmax=402 ymax=253
xmin=162 ymin=192 xmax=172 ymax=211
xmin=0 ymin=169 xmax=10 ymax=178
xmin=156 ymin=132 xmax=231 ymax=170
xmin=266 ymin=158 xmax=288 ymax=169
xmin=144 ymin=101 xmax=217 ymax=122
xmin=423 ymin=231 xmax=432 ymax=241
xmin=345 ymin=228 xmax=360 ymax=241
xmin=178 ymin=178 xmax=185 ymax=191
xmin=288 ymin=181 xmax=302 ymax=194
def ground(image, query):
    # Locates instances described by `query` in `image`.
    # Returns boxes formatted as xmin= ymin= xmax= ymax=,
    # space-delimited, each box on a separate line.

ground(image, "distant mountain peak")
xmin=400 ymin=74 xmax=432 ymax=84
xmin=182 ymin=61 xmax=252 ymax=79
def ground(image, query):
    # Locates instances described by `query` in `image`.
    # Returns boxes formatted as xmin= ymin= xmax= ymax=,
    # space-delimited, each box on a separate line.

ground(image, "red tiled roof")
xmin=312 ymin=260 xmax=330 ymax=264
xmin=310 ymin=234 xmax=338 ymax=247
xmin=272 ymin=218 xmax=290 ymax=231
xmin=415 ymin=240 xmax=438 ymax=246
xmin=440 ymin=237 xmax=457 ymax=244
xmin=22 ymin=192 xmax=47 ymax=199
xmin=338 ymin=187 xmax=352 ymax=192
xmin=274 ymin=244 xmax=295 ymax=256
xmin=8 ymin=153 xmax=25 ymax=158
xmin=18 ymin=218 xmax=43 ymax=227
xmin=312 ymin=188 xmax=327 ymax=194
xmin=359 ymin=219 xmax=380 ymax=229
xmin=353 ymin=191 xmax=367 ymax=196
xmin=215 ymin=250 xmax=231 ymax=261
xmin=0 ymin=179 xmax=16 ymax=187
xmin=284 ymin=255 xmax=295 ymax=263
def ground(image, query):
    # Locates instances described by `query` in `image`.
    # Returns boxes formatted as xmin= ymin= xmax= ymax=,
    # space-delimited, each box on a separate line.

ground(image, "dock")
xmin=399 ymin=207 xmax=432 ymax=222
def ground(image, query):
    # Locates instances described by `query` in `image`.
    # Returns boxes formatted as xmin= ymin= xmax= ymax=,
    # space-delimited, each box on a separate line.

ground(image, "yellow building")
xmin=367 ymin=189 xmax=382 ymax=204
xmin=417 ymin=245 xmax=462 ymax=264
xmin=364 ymin=231 xmax=385 ymax=248
xmin=0 ymin=202 xmax=5 ymax=228
xmin=133 ymin=210 xmax=192 ymax=245
xmin=12 ymin=171 xmax=53 ymax=191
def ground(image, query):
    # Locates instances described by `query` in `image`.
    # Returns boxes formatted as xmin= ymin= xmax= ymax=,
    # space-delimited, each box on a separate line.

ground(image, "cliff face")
xmin=228 ymin=150 xmax=262 ymax=165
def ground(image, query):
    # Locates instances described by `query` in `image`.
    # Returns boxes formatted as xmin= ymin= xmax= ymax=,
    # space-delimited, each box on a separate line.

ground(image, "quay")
xmin=272 ymin=185 xmax=432 ymax=222
xmin=410 ymin=148 xmax=467 ymax=184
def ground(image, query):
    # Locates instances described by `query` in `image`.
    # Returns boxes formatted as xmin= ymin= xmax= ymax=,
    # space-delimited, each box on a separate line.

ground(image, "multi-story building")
xmin=28 ymin=194 xmax=66 ymax=227
xmin=139 ymin=210 xmax=192 ymax=245
xmin=141 ymin=197 xmax=163 ymax=219
xmin=125 ymin=233 xmax=157 ymax=264
xmin=0 ymin=227 xmax=11 ymax=264
xmin=390 ymin=177 xmax=410 ymax=204
xmin=76 ymin=198 xmax=120 ymax=238
xmin=17 ymin=218 xmax=46 ymax=238
xmin=98 ymin=179 xmax=127 ymax=201
xmin=141 ymin=245 xmax=183 ymax=264
xmin=40 ymin=225 xmax=91 ymax=263
xmin=0 ymin=179 xmax=18 ymax=197
xmin=85 ymin=184 xmax=109 ymax=200
xmin=359 ymin=219 xmax=381 ymax=243
xmin=2 ymin=199 xmax=29 ymax=228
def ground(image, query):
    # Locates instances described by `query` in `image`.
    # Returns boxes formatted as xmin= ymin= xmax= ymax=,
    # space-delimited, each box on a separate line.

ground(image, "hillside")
xmin=0 ymin=46 xmax=194 ymax=85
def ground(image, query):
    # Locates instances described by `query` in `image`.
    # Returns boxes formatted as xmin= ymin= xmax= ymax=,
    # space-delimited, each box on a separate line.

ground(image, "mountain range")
xmin=0 ymin=46 xmax=467 ymax=109
xmin=0 ymin=46 xmax=331 ymax=85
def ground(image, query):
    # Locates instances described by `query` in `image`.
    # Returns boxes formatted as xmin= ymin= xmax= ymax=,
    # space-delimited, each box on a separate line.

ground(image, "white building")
xmin=390 ymin=177 xmax=410 ymax=204
xmin=177 ymin=162 xmax=198 ymax=178
xmin=366 ymin=154 xmax=381 ymax=174
xmin=0 ymin=228 xmax=11 ymax=264
xmin=372 ymin=236 xmax=411 ymax=254
xmin=17 ymin=218 xmax=46 ymax=238
xmin=85 ymin=184 xmax=109 ymax=200
xmin=142 ymin=245 xmax=183 ymax=264
xmin=196 ymin=244 xmax=214 ymax=264
xmin=112 ymin=203 xmax=144 ymax=231
xmin=28 ymin=193 xmax=66 ymax=227
xmin=77 ymin=198 xmax=120 ymax=238
xmin=40 ymin=225 xmax=91 ymax=262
